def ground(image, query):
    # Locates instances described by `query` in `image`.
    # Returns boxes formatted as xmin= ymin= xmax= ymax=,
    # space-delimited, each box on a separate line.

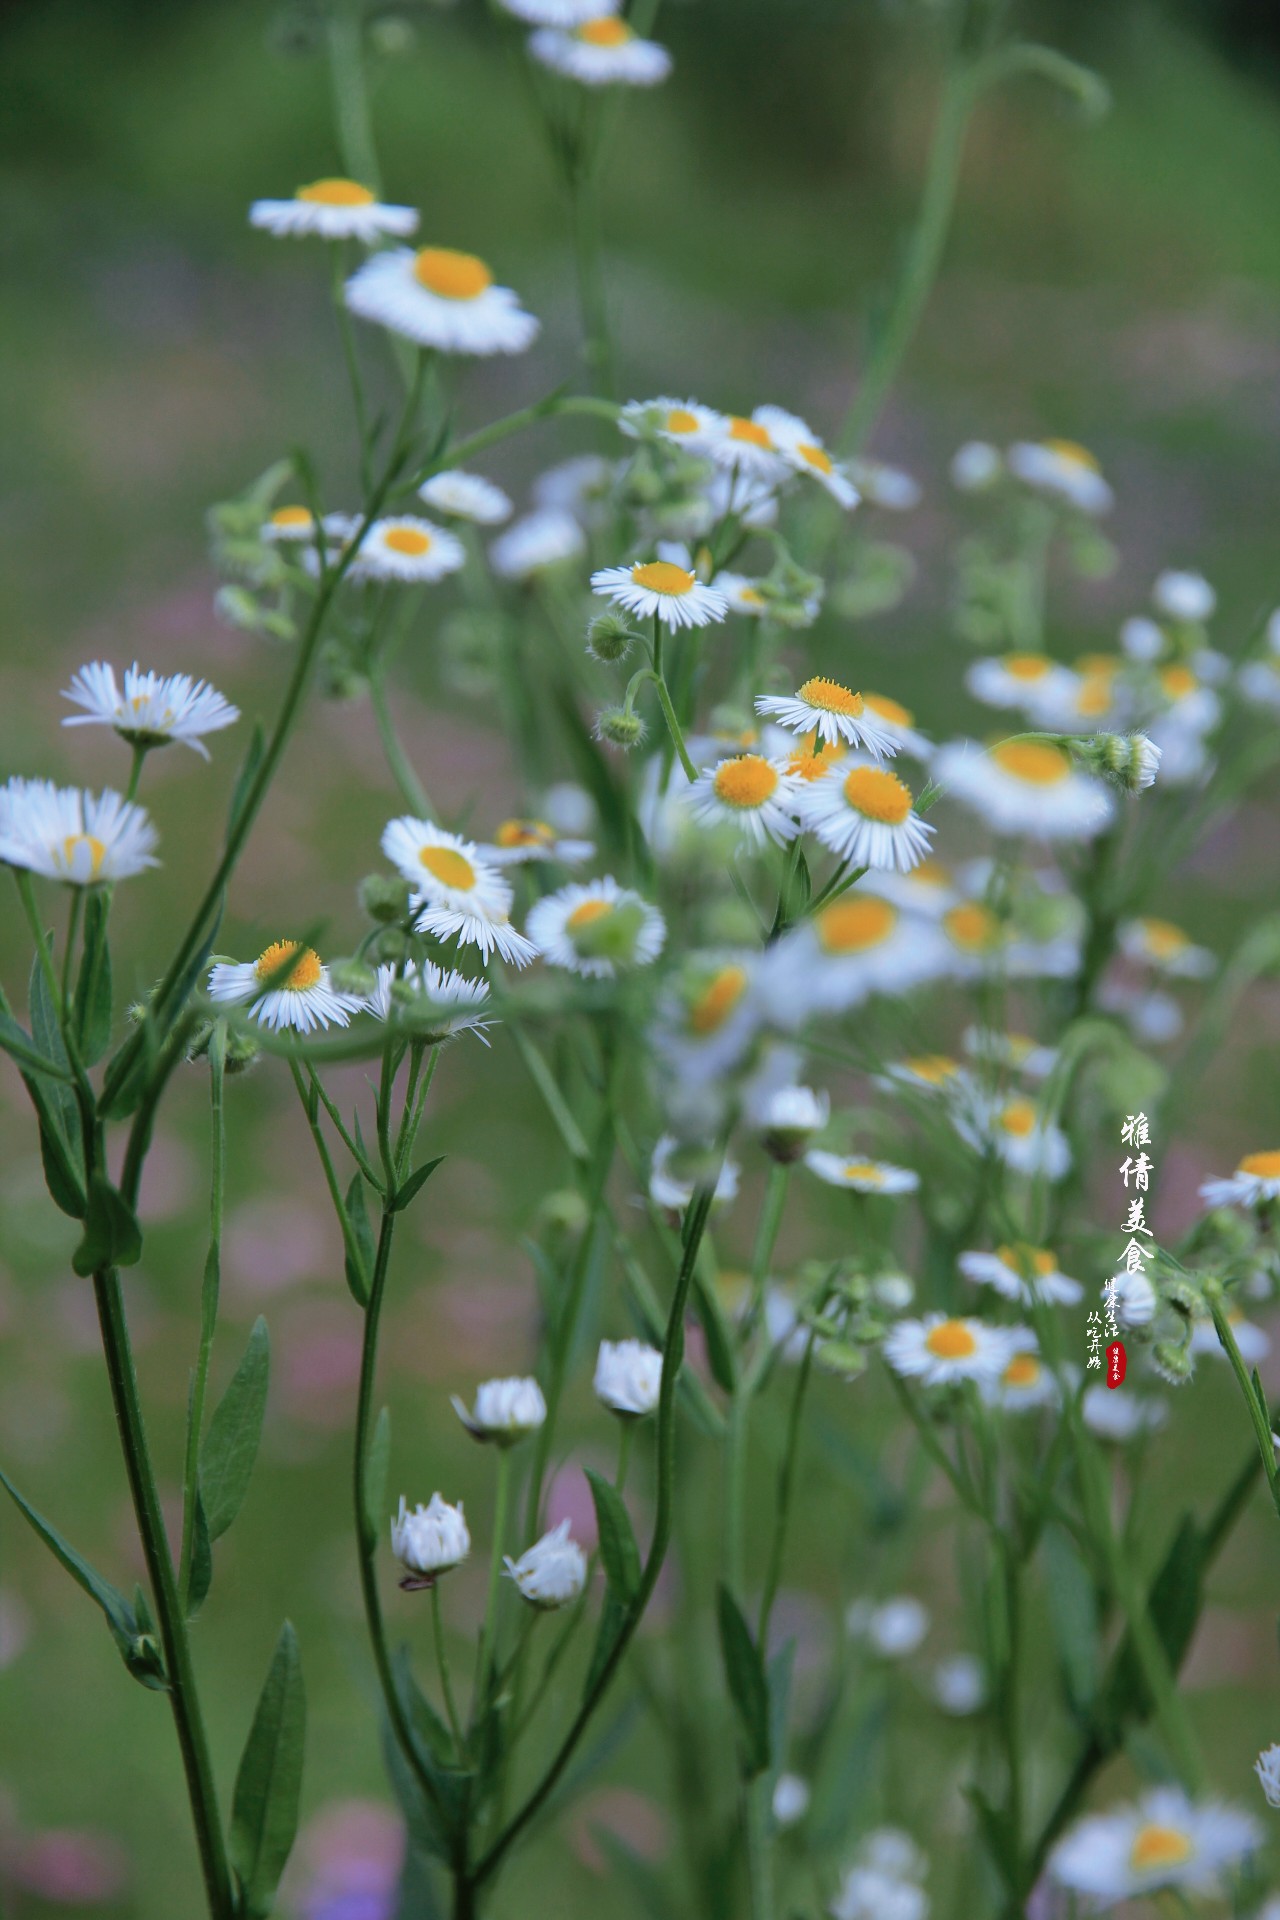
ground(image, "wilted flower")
xmin=750 ymin=1083 xmax=830 ymax=1162
xmin=504 ymin=1520 xmax=588 ymax=1608
xmin=390 ymin=1494 xmax=470 ymax=1586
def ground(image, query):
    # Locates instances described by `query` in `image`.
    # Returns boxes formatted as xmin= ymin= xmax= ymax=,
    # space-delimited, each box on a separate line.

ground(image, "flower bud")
xmin=503 ymin=1519 xmax=588 ymax=1610
xmin=750 ymin=1084 xmax=830 ymax=1164
xmin=451 ymin=1376 xmax=547 ymax=1446
xmin=327 ymin=957 xmax=378 ymax=998
xmin=585 ymin=611 xmax=637 ymax=665
xmin=359 ymin=873 xmax=412 ymax=924
xmin=224 ymin=1029 xmax=262 ymax=1076
xmin=594 ymin=706 xmax=647 ymax=751
xmin=1151 ymin=1337 xmax=1195 ymax=1386
xmin=537 ymin=1187 xmax=590 ymax=1236
xmin=370 ymin=926 xmax=411 ymax=966
xmin=1107 ymin=1270 xmax=1157 ymax=1329
xmin=1070 ymin=731 xmax=1161 ymax=793
xmin=594 ymin=1338 xmax=663 ymax=1417
xmin=391 ymin=1493 xmax=470 ymax=1587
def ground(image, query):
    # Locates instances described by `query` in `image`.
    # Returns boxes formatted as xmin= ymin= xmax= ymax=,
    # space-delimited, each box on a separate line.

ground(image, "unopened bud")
xmin=594 ymin=706 xmax=647 ymax=751
xmin=585 ymin=611 xmax=637 ymax=665
xmin=359 ymin=873 xmax=412 ymax=924
xmin=1151 ymin=1337 xmax=1195 ymax=1385
xmin=1070 ymin=731 xmax=1161 ymax=793
xmin=328 ymin=958 xmax=377 ymax=998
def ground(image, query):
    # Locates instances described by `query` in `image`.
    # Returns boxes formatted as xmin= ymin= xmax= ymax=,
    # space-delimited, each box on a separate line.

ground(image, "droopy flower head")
xmin=452 ymin=1375 xmax=547 ymax=1444
xmin=504 ymin=1520 xmax=588 ymax=1609
xmin=390 ymin=1494 xmax=470 ymax=1586
xmin=62 ymin=663 xmax=239 ymax=758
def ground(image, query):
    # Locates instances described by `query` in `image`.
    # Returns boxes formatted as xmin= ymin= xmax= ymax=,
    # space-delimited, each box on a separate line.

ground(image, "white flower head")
xmin=591 ymin=558 xmax=727 ymax=631
xmin=959 ymin=1244 xmax=1082 ymax=1307
xmin=1048 ymin=1786 xmax=1260 ymax=1905
xmin=798 ymin=762 xmax=934 ymax=873
xmin=529 ymin=16 xmax=672 ymax=86
xmin=1201 ymin=1150 xmax=1280 ymax=1212
xmin=752 ymin=405 xmax=859 ymax=508
xmin=62 ymin=662 xmax=239 ymax=758
xmin=452 ymin=1375 xmax=546 ymax=1445
xmin=961 ymin=1095 xmax=1072 ymax=1181
xmin=503 ymin=1520 xmax=587 ymax=1609
xmin=1153 ymin=569 xmax=1215 ymax=624
xmin=772 ymin=1773 xmax=810 ymax=1828
xmin=849 ymin=1596 xmax=930 ymax=1659
xmin=250 ymin=178 xmax=418 ymax=244
xmin=353 ymin=517 xmax=466 ymax=583
xmin=527 ymin=876 xmax=665 ymax=979
xmin=703 ymin=409 xmax=792 ymax=482
xmin=208 ymin=942 xmax=364 ymax=1034
xmin=965 ymin=652 xmax=1080 ymax=721
xmin=490 ymin=509 xmax=585 ymax=581
xmin=750 ymin=1083 xmax=830 ymax=1162
xmin=382 ymin=818 xmax=537 ymax=968
xmin=1121 ymin=614 xmax=1166 ymax=662
xmin=391 ymin=1493 xmax=470 ymax=1586
xmin=961 ymin=1028 xmax=1057 ymax=1082
xmin=345 ymin=246 xmax=539 ymax=356
xmin=1190 ymin=1308 xmax=1270 ymax=1365
xmin=1255 ymin=1744 xmax=1280 ymax=1810
xmin=882 ymin=1314 xmax=1018 ymax=1389
xmin=933 ymin=1654 xmax=986 ymax=1715
xmin=759 ymin=896 xmax=948 ymax=1025
xmin=934 ymin=739 xmax=1115 ymax=841
xmin=418 ymin=470 xmax=513 ymax=526
xmin=0 ymin=780 xmax=158 ymax=886
xmin=983 ymin=1331 xmax=1058 ymax=1412
xmin=649 ymin=1134 xmax=740 ymax=1215
xmin=1107 ymin=1269 xmax=1158 ymax=1329
xmin=829 ymin=1870 xmax=927 ymax=1920
xmin=951 ymin=441 xmax=1002 ymax=491
xmin=1006 ymin=438 xmax=1112 ymax=515
xmin=366 ymin=960 xmax=493 ymax=1044
xmin=497 ymin=0 xmax=618 ymax=21
xmin=619 ymin=396 xmax=725 ymax=451
xmin=805 ymin=1151 xmax=919 ymax=1197
xmin=594 ymin=1337 xmax=663 ymax=1416
xmin=477 ymin=818 xmax=594 ymax=868
xmin=1117 ymin=916 xmax=1214 ymax=979
xmin=1082 ymin=1383 xmax=1168 ymax=1442
xmin=756 ymin=679 xmax=900 ymax=756
xmin=846 ymin=458 xmax=922 ymax=512
xmin=688 ymin=753 xmax=802 ymax=849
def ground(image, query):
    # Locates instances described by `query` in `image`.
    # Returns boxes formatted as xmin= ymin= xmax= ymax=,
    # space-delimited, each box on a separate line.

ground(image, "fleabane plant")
xmin=4 ymin=3 xmax=1280 ymax=1919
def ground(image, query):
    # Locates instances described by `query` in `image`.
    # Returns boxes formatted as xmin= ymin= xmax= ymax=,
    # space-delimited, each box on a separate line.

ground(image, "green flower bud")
xmin=1151 ymin=1337 xmax=1195 ymax=1386
xmin=585 ymin=611 xmax=637 ymax=665
xmin=359 ymin=874 xmax=412 ymax=924
xmin=1069 ymin=731 xmax=1161 ymax=793
xmin=594 ymin=706 xmax=647 ymax=751
xmin=328 ymin=958 xmax=378 ymax=998
xmin=224 ymin=1029 xmax=262 ymax=1075
xmin=371 ymin=926 xmax=410 ymax=966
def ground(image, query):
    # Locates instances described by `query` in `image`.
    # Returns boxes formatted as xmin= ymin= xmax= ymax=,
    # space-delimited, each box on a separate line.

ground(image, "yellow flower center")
xmin=990 ymin=740 xmax=1071 ymax=786
xmin=664 ymin=407 xmax=699 ymax=434
xmin=297 ymin=178 xmax=376 ymax=207
xmin=798 ymin=677 xmax=863 ymax=716
xmin=999 ymin=1100 xmax=1039 ymax=1139
xmin=944 ymin=904 xmax=1000 ymax=952
xmin=997 ymin=1244 xmax=1056 ymax=1277
xmin=384 ymin=526 xmax=433 ymax=557
xmin=1160 ymin=665 xmax=1198 ymax=701
xmin=254 ymin=940 xmax=323 ymax=991
xmin=62 ymin=834 xmax=107 ymax=878
xmin=419 ymin=845 xmax=477 ymax=890
xmin=815 ymin=896 xmax=896 ymax=955
xmin=1129 ymin=1824 xmax=1193 ymax=1874
xmin=566 ymin=898 xmax=613 ymax=932
xmin=1043 ymin=439 xmax=1099 ymax=471
xmin=413 ymin=248 xmax=494 ymax=301
xmin=577 ymin=15 xmax=633 ymax=43
xmin=1240 ymin=1150 xmax=1280 ymax=1179
xmin=902 ymin=1056 xmax=955 ymax=1086
xmin=841 ymin=766 xmax=913 ymax=825
xmin=270 ymin=505 xmax=313 ymax=529
xmin=925 ymin=1320 xmax=978 ymax=1360
xmin=797 ymin=441 xmax=833 ymax=474
xmin=909 ymin=857 xmax=950 ymax=886
xmin=788 ymin=743 xmax=845 ymax=782
xmin=1077 ymin=676 xmax=1111 ymax=717
xmin=863 ymin=692 xmax=913 ymax=727
xmin=1140 ymin=917 xmax=1189 ymax=958
xmin=728 ymin=416 xmax=773 ymax=449
xmin=843 ymin=1162 xmax=885 ymax=1186
xmin=713 ymin=755 xmax=780 ymax=810
xmin=690 ymin=965 xmax=748 ymax=1035
xmin=1002 ymin=654 xmax=1053 ymax=681
xmin=737 ymin=586 xmax=767 ymax=607
xmin=632 ymin=560 xmax=695 ymax=597
xmin=1004 ymin=1354 xmax=1041 ymax=1390
xmin=496 ymin=819 xmax=554 ymax=849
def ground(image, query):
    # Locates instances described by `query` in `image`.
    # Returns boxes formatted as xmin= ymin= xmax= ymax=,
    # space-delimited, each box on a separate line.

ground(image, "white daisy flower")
xmin=529 ymin=14 xmax=671 ymax=84
xmin=936 ymin=901 xmax=1007 ymax=979
xmin=649 ymin=1134 xmax=740 ymax=1214
xmin=1201 ymin=1150 xmax=1280 ymax=1211
xmin=804 ymin=1151 xmax=919 ymax=1196
xmin=452 ymin=1375 xmax=546 ymax=1443
xmin=366 ymin=960 xmax=493 ymax=1044
xmin=965 ymin=652 xmax=1079 ymax=720
xmin=882 ymin=1314 xmax=1017 ymax=1389
xmin=961 ymin=1028 xmax=1058 ymax=1081
xmin=959 ymin=1244 xmax=1082 ymax=1307
xmin=933 ymin=1653 xmax=986 ymax=1714
xmin=619 ymin=395 xmax=724 ymax=450
xmin=960 ymin=1095 xmax=1072 ymax=1180
xmin=594 ymin=1338 xmax=662 ymax=1416
xmin=381 ymin=817 xmax=535 ymax=967
xmin=713 ymin=572 xmax=773 ymax=618
xmin=688 ymin=753 xmax=801 ymax=849
xmin=750 ymin=1082 xmax=830 ymax=1161
xmin=62 ymin=662 xmax=238 ymax=758
xmin=498 ymin=0 xmax=618 ymax=22
xmin=1121 ymin=614 xmax=1166 ymax=662
xmin=845 ymin=458 xmax=922 ymax=511
xmin=951 ymin=441 xmax=1002 ymax=491
xmin=490 ymin=508 xmax=585 ymax=580
xmin=1006 ymin=438 xmax=1112 ymax=515
xmin=797 ymin=763 xmax=934 ymax=873
xmin=1238 ymin=657 xmax=1280 ymax=713
xmin=983 ymin=1332 xmax=1058 ymax=1411
xmin=352 ymin=517 xmax=466 ymax=583
xmin=418 ymin=469 xmax=512 ymax=526
xmin=760 ymin=895 xmax=948 ymax=1023
xmin=751 ymin=406 xmax=859 ymax=508
xmin=653 ymin=955 xmax=762 ymax=1088
xmin=1106 ymin=1270 xmax=1158 ymax=1329
xmin=476 ymin=818 xmax=593 ymax=866
xmin=701 ymin=465 xmax=780 ymax=530
xmin=1048 ymin=1787 xmax=1260 ymax=1906
xmin=934 ymin=739 xmax=1115 ymax=841
xmin=830 ymin=1869 xmax=927 ymax=1920
xmin=703 ymin=409 xmax=792 ymax=482
xmin=880 ymin=1054 xmax=970 ymax=1097
xmin=503 ymin=1520 xmax=587 ymax=1609
xmin=1098 ymin=980 xmax=1185 ymax=1045
xmin=345 ymin=246 xmax=538 ymax=356
xmin=1117 ymin=916 xmax=1214 ymax=978
xmin=1190 ymin=1307 xmax=1271 ymax=1365
xmin=1153 ymin=569 xmax=1215 ymax=623
xmin=532 ymin=454 xmax=617 ymax=528
xmin=1255 ymin=1744 xmax=1280 ymax=1811
xmin=249 ymin=178 xmax=418 ymax=244
xmin=208 ymin=941 xmax=363 ymax=1034
xmin=261 ymin=504 xmax=324 ymax=543
xmin=1152 ymin=663 xmax=1221 ymax=733
xmin=591 ymin=558 xmax=727 ymax=631
xmin=860 ymin=857 xmax=957 ymax=918
xmin=526 ymin=875 xmax=665 ymax=978
xmin=391 ymin=1493 xmax=469 ymax=1584
xmin=0 ymin=781 xmax=158 ymax=885
xmin=756 ymin=678 xmax=900 ymax=755
xmin=1083 ymin=1384 xmax=1167 ymax=1442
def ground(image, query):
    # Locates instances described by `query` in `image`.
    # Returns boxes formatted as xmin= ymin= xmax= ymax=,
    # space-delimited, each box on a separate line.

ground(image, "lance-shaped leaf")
xmin=200 ymin=1317 xmax=270 ymax=1541
xmin=0 ymin=1466 xmax=135 ymax=1653
xmin=71 ymin=1174 xmax=143 ymax=1277
xmin=343 ymin=1172 xmax=375 ymax=1306
xmin=389 ymin=1155 xmax=445 ymax=1215
xmin=230 ymin=1621 xmax=306 ymax=1918
xmin=586 ymin=1468 xmax=640 ymax=1602
xmin=716 ymin=1584 xmax=771 ymax=1777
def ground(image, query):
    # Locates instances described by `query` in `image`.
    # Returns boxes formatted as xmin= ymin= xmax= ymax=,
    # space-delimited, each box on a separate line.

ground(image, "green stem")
xmin=616 ymin=1420 xmax=634 ymax=1494
xmin=433 ymin=1579 xmax=467 ymax=1756
xmin=567 ymin=156 xmax=615 ymax=399
xmin=745 ymin=1775 xmax=776 ymax=1920
xmin=93 ymin=1268 xmax=233 ymax=1918
xmin=369 ymin=669 xmax=434 ymax=816
xmin=327 ymin=0 xmax=382 ymax=193
xmin=474 ymin=1447 xmax=514 ymax=1712
xmin=179 ymin=1023 xmax=227 ymax=1610
xmin=124 ymin=741 xmax=148 ymax=804
xmin=1209 ymin=1296 xmax=1280 ymax=1517
xmin=757 ymin=1329 xmax=815 ymax=1650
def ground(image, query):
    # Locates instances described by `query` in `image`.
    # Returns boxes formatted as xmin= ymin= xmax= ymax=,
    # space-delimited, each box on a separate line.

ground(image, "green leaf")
xmin=585 ymin=1468 xmax=640 ymax=1603
xmin=691 ymin=1265 xmax=737 ymax=1395
xmin=1043 ymin=1523 xmax=1099 ymax=1715
xmin=226 ymin=719 xmax=266 ymax=843
xmin=390 ymin=1155 xmax=445 ymax=1214
xmin=37 ymin=1109 xmax=86 ymax=1217
xmin=391 ymin=1645 xmax=458 ymax=1775
xmin=71 ymin=1174 xmax=143 ymax=1277
xmin=230 ymin=1621 xmax=306 ymax=1919
xmin=26 ymin=952 xmax=87 ymax=1215
xmin=1097 ymin=1515 xmax=1204 ymax=1742
xmin=72 ymin=891 xmax=113 ymax=1066
xmin=0 ymin=1465 xmax=135 ymax=1651
xmin=966 ymin=1784 xmax=1017 ymax=1894
xmin=0 ymin=1009 xmax=74 ymax=1081
xmin=200 ymin=1318 xmax=270 ymax=1541
xmin=363 ymin=1407 xmax=392 ymax=1557
xmin=343 ymin=1172 xmax=375 ymax=1306
xmin=187 ymin=1493 xmax=214 ymax=1619
xmin=716 ymin=1584 xmax=771 ymax=1777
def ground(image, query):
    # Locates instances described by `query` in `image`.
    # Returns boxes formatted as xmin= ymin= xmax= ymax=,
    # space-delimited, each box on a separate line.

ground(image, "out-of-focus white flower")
xmin=760 ymin=898 xmax=948 ymax=1025
xmin=209 ymin=942 xmax=365 ymax=1034
xmin=366 ymin=960 xmax=493 ymax=1044
xmin=846 ymin=458 xmax=922 ymax=511
xmin=529 ymin=16 xmax=672 ymax=86
xmin=250 ymin=178 xmax=418 ymax=244
xmin=950 ymin=441 xmax=1002 ymax=491
xmin=798 ymin=764 xmax=934 ymax=874
xmin=391 ymin=1493 xmax=470 ymax=1584
xmin=861 ymin=858 xmax=957 ymax=918
xmin=934 ymin=739 xmax=1114 ymax=841
xmin=592 ymin=558 xmax=727 ymax=631
xmin=1255 ymin=1743 xmax=1280 ymax=1810
xmin=1201 ymin=1150 xmax=1280 ymax=1212
xmin=847 ymin=1595 xmax=930 ymax=1659
xmin=749 ymin=1083 xmax=830 ymax=1162
xmin=418 ymin=469 xmax=513 ymax=525
xmin=352 ymin=517 xmax=466 ymax=583
xmin=857 ymin=694 xmax=933 ymax=763
xmin=594 ymin=1338 xmax=663 ymax=1416
xmin=805 ymin=1152 xmax=919 ymax=1197
xmin=504 ymin=1520 xmax=587 ymax=1608
xmin=1006 ymin=438 xmax=1112 ymax=515
xmin=753 ymin=406 xmax=859 ymax=508
xmin=1152 ymin=570 xmax=1216 ymax=623
xmin=873 ymin=1273 xmax=915 ymax=1313
xmin=932 ymin=1654 xmax=986 ymax=1715
xmin=383 ymin=818 xmax=537 ymax=968
xmin=1048 ymin=1786 xmax=1260 ymax=1906
xmin=649 ymin=1134 xmax=739 ymax=1214
xmin=702 ymin=409 xmax=792 ymax=482
xmin=619 ymin=395 xmax=724 ymax=450
xmin=0 ymin=780 xmax=158 ymax=885
xmin=477 ymin=818 xmax=593 ymax=868
xmin=830 ymin=1828 xmax=929 ymax=1920
xmin=1117 ymin=917 xmax=1213 ymax=978
xmin=957 ymin=1096 xmax=1072 ymax=1181
xmin=452 ymin=1376 xmax=547 ymax=1444
xmin=1121 ymin=614 xmax=1166 ymax=661
xmin=1107 ymin=1270 xmax=1158 ymax=1329
xmin=772 ymin=1772 xmax=811 ymax=1828
xmin=346 ymin=246 xmax=539 ymax=355
xmin=1082 ymin=1384 xmax=1167 ymax=1442
xmin=959 ymin=1245 xmax=1082 ymax=1307
xmin=527 ymin=876 xmax=666 ymax=978
xmin=497 ymin=0 xmax=618 ymax=21
xmin=62 ymin=663 xmax=239 ymax=758
xmin=983 ymin=1332 xmax=1058 ymax=1412
xmin=1098 ymin=979 xmax=1185 ymax=1046
xmin=490 ymin=508 xmax=585 ymax=580
xmin=882 ymin=1315 xmax=1018 ymax=1389
xmin=961 ymin=1028 xmax=1057 ymax=1082
xmin=966 ymin=652 xmax=1079 ymax=720
xmin=756 ymin=678 xmax=899 ymax=755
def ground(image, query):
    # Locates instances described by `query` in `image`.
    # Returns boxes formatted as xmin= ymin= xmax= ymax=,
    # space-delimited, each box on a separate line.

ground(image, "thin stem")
xmin=327 ymin=0 xmax=382 ymax=193
xmin=61 ymin=888 xmax=83 ymax=1008
xmin=93 ymin=1268 xmax=233 ymax=1918
xmin=1209 ymin=1295 xmax=1280 ymax=1517
xmin=474 ymin=1447 xmax=514 ymax=1713
xmin=369 ymin=669 xmax=434 ymax=816
xmin=433 ymin=1580 xmax=467 ymax=1756
xmin=757 ymin=1329 xmax=815 ymax=1650
xmin=124 ymin=741 xmax=148 ymax=804
xmin=615 ymin=1420 xmax=634 ymax=1495
xmin=745 ymin=1775 xmax=776 ymax=1920
xmin=567 ymin=155 xmax=615 ymax=399
xmin=179 ymin=1023 xmax=227 ymax=1610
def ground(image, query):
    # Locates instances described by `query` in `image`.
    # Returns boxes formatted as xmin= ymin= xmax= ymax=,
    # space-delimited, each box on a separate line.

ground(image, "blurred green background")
xmin=3 ymin=1 xmax=1280 ymax=1914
